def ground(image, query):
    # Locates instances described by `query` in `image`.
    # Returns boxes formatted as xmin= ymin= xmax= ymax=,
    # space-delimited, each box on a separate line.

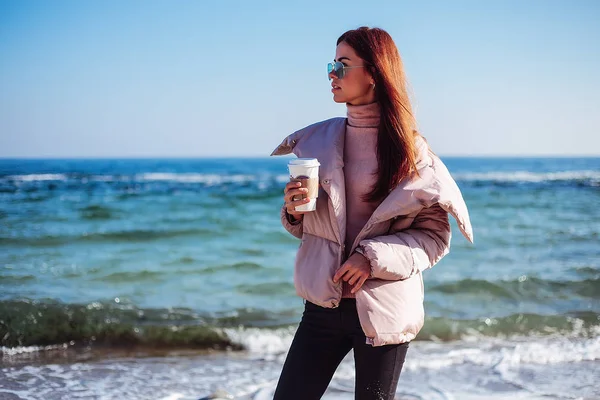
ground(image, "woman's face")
xmin=330 ymin=41 xmax=375 ymax=105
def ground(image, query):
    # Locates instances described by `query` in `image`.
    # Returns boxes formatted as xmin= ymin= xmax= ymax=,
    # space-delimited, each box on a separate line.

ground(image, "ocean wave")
xmin=3 ymin=335 xmax=598 ymax=400
xmin=0 ymin=298 xmax=239 ymax=350
xmin=0 ymin=227 xmax=217 ymax=247
xmin=1 ymin=298 xmax=598 ymax=352
xmin=6 ymin=174 xmax=69 ymax=182
xmin=2 ymin=334 xmax=598 ymax=373
xmin=1 ymin=343 xmax=69 ymax=356
xmin=91 ymin=270 xmax=165 ymax=283
xmin=80 ymin=228 xmax=217 ymax=242
xmin=429 ymin=276 xmax=600 ymax=300
xmin=195 ymin=262 xmax=266 ymax=275
xmin=0 ymin=275 xmax=36 ymax=283
xmin=209 ymin=318 xmax=600 ymax=362
xmin=570 ymin=266 xmax=600 ymax=278
xmin=223 ymin=326 xmax=296 ymax=355
xmin=79 ymin=204 xmax=116 ymax=220
xmin=4 ymin=169 xmax=599 ymax=188
xmin=225 ymin=314 xmax=600 ymax=363
xmin=404 ymin=334 xmax=600 ymax=372
xmin=454 ymin=170 xmax=600 ymax=185
xmin=2 ymin=173 xmax=291 ymax=194
xmin=418 ymin=311 xmax=600 ymax=341
xmin=234 ymin=282 xmax=295 ymax=296
xmin=135 ymin=173 xmax=258 ymax=185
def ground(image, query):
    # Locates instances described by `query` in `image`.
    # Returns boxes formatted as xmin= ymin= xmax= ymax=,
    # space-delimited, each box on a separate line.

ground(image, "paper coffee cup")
xmin=288 ymin=158 xmax=320 ymax=212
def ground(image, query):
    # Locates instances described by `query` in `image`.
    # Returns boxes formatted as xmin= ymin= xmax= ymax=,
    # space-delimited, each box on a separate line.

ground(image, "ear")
xmin=367 ymin=66 xmax=376 ymax=83
xmin=368 ymin=72 xmax=375 ymax=86
xmin=367 ymin=72 xmax=374 ymax=86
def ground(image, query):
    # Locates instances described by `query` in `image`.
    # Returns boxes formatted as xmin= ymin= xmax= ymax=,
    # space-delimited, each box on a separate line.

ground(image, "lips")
xmin=331 ymin=83 xmax=341 ymax=90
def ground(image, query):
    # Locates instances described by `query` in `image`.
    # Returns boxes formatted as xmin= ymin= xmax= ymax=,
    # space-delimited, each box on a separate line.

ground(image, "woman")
xmin=271 ymin=27 xmax=473 ymax=400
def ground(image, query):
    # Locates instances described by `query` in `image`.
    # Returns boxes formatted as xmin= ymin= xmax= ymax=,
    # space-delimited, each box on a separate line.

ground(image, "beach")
xmin=2 ymin=334 xmax=599 ymax=399
xmin=1 ymin=156 xmax=599 ymax=399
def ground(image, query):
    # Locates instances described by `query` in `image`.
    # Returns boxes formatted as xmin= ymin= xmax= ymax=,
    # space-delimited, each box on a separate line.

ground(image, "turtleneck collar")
xmin=347 ymin=101 xmax=381 ymax=128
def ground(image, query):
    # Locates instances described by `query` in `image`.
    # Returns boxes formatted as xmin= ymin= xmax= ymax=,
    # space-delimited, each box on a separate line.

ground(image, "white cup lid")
xmin=288 ymin=158 xmax=320 ymax=167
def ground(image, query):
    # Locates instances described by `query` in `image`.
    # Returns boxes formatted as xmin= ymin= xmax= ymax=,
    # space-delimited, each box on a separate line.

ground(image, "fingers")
xmin=286 ymin=198 xmax=310 ymax=215
xmin=334 ymin=265 xmax=364 ymax=284
xmin=347 ymin=267 xmax=368 ymax=286
xmin=347 ymin=272 xmax=361 ymax=286
xmin=334 ymin=260 xmax=369 ymax=294
xmin=333 ymin=265 xmax=350 ymax=283
xmin=284 ymin=182 xmax=310 ymax=215
xmin=284 ymin=181 xmax=302 ymax=195
xmin=285 ymin=188 xmax=309 ymax=203
xmin=351 ymin=275 xmax=369 ymax=294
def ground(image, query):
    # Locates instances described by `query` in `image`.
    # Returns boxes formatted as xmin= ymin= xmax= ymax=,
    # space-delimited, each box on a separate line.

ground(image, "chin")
xmin=332 ymin=93 xmax=347 ymax=103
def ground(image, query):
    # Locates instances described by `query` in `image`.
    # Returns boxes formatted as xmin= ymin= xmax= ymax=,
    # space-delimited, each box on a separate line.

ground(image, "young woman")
xmin=271 ymin=27 xmax=474 ymax=400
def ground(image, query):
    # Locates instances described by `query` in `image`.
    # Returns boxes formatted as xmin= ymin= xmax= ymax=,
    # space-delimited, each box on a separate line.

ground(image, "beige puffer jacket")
xmin=271 ymin=117 xmax=474 ymax=346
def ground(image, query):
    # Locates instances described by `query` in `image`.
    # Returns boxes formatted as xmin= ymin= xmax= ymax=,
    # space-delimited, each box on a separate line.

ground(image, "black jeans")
xmin=274 ymin=298 xmax=409 ymax=400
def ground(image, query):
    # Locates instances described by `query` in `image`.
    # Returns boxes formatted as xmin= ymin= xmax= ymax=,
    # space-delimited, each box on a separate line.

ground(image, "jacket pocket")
xmin=294 ymin=233 xmax=342 ymax=308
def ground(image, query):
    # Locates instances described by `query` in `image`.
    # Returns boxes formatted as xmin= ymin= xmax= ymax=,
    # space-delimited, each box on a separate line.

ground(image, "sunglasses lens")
xmin=327 ymin=62 xmax=346 ymax=80
xmin=327 ymin=63 xmax=335 ymax=80
xmin=334 ymin=62 xmax=345 ymax=79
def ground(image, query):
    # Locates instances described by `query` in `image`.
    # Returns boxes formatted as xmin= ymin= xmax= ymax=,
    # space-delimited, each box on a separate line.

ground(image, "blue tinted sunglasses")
xmin=327 ymin=61 xmax=365 ymax=80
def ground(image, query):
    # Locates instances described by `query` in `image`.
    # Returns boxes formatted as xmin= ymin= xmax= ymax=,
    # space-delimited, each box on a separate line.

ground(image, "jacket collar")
xmin=271 ymin=117 xmax=346 ymax=182
xmin=271 ymin=118 xmax=473 ymax=244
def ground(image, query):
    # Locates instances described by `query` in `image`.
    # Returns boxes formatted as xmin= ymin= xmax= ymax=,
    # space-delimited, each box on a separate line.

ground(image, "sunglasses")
xmin=327 ymin=61 xmax=365 ymax=80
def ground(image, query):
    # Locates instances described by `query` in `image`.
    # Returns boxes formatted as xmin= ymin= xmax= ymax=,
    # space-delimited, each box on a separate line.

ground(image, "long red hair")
xmin=337 ymin=27 xmax=420 ymax=202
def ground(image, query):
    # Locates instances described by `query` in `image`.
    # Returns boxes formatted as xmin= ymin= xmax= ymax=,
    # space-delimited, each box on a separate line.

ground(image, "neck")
xmin=347 ymin=101 xmax=380 ymax=128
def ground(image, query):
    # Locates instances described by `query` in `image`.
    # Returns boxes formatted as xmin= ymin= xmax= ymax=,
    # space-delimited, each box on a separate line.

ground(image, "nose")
xmin=328 ymin=69 xmax=336 ymax=81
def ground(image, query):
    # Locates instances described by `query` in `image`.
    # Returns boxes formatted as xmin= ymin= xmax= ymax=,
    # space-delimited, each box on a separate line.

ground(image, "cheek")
xmin=344 ymin=77 xmax=369 ymax=96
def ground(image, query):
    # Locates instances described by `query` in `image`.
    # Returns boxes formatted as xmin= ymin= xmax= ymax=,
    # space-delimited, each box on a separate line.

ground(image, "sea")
xmin=0 ymin=156 xmax=598 ymax=400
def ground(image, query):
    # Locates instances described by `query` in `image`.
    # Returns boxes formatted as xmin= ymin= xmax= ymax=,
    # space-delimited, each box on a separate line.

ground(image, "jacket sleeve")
xmin=280 ymin=204 xmax=303 ymax=239
xmin=358 ymin=203 xmax=451 ymax=280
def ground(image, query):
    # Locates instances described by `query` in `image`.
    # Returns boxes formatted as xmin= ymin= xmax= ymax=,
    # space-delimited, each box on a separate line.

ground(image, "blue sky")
xmin=1 ymin=0 xmax=599 ymax=157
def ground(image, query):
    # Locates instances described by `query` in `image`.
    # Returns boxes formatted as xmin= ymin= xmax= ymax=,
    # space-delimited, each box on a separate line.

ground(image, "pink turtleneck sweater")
xmin=342 ymin=102 xmax=382 ymax=298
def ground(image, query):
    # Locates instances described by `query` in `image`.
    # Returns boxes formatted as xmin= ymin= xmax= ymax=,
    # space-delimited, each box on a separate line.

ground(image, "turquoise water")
xmin=1 ymin=157 xmax=599 ymax=399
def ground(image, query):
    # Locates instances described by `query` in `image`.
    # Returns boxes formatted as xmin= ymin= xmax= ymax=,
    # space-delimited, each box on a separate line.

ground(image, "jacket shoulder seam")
xmin=294 ymin=117 xmax=345 ymax=143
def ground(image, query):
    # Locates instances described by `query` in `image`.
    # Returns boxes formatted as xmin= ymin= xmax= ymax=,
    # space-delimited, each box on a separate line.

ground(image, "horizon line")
xmin=1 ymin=154 xmax=599 ymax=160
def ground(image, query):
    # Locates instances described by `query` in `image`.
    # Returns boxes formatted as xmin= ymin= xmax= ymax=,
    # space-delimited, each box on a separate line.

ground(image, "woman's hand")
xmin=333 ymin=252 xmax=372 ymax=294
xmin=284 ymin=181 xmax=311 ymax=221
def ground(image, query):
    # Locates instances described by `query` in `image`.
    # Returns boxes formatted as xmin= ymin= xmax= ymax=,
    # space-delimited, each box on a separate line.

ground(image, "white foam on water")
xmin=130 ymin=172 xmax=289 ymax=186
xmin=454 ymin=170 xmax=600 ymax=183
xmin=136 ymin=173 xmax=257 ymax=185
xmin=222 ymin=327 xmax=295 ymax=356
xmin=4 ymin=170 xmax=599 ymax=186
xmin=1 ymin=330 xmax=599 ymax=399
xmin=213 ymin=330 xmax=600 ymax=399
xmin=2 ymin=172 xmax=277 ymax=186
xmin=1 ymin=335 xmax=598 ymax=400
xmin=275 ymin=174 xmax=291 ymax=183
xmin=6 ymin=173 xmax=68 ymax=181
xmin=403 ymin=334 xmax=600 ymax=372
xmin=498 ymin=336 xmax=600 ymax=365
xmin=91 ymin=174 xmax=130 ymax=182
xmin=158 ymin=395 xmax=190 ymax=400
xmin=1 ymin=343 xmax=68 ymax=356
xmin=221 ymin=325 xmax=600 ymax=369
